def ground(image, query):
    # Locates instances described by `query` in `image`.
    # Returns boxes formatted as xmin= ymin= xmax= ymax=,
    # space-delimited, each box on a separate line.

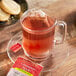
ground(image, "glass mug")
xmin=20 ymin=8 xmax=67 ymax=61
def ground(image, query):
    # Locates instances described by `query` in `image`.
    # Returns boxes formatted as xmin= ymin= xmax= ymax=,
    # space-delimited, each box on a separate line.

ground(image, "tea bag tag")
xmin=10 ymin=43 xmax=22 ymax=53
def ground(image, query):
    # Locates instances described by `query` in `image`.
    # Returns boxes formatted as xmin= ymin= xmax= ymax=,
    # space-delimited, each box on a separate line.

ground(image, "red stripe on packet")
xmin=13 ymin=57 xmax=43 ymax=76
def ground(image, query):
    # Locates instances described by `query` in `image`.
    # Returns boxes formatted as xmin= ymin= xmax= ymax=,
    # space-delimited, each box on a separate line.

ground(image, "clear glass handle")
xmin=54 ymin=21 xmax=67 ymax=44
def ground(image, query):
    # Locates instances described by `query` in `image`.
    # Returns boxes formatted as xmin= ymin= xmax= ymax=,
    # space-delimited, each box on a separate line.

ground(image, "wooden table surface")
xmin=0 ymin=0 xmax=76 ymax=76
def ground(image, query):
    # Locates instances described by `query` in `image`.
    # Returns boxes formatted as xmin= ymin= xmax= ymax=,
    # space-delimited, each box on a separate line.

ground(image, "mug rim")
xmin=20 ymin=8 xmax=57 ymax=33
